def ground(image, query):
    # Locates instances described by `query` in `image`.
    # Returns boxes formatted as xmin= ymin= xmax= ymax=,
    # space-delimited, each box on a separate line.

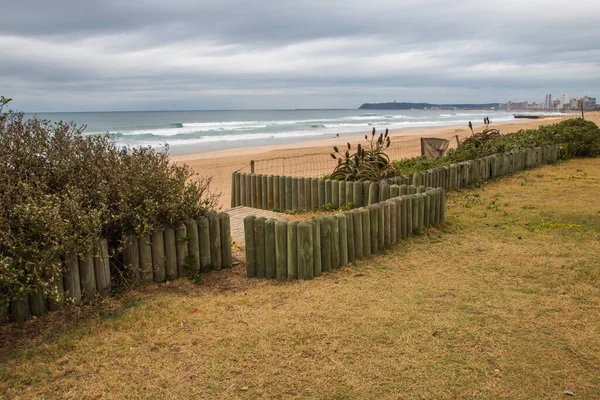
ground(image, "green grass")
xmin=1 ymin=158 xmax=599 ymax=399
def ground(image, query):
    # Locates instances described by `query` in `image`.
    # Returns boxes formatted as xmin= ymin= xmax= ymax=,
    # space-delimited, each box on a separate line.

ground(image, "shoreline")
xmin=172 ymin=112 xmax=599 ymax=209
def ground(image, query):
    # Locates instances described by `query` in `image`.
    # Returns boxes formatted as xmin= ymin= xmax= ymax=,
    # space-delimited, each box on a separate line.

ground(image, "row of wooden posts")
xmin=230 ymin=144 xmax=561 ymax=212
xmin=244 ymin=186 xmax=446 ymax=279
xmin=240 ymin=143 xmax=561 ymax=280
xmin=1 ymin=212 xmax=233 ymax=323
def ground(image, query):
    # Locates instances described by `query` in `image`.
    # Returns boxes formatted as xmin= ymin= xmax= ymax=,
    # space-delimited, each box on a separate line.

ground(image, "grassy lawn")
xmin=1 ymin=158 xmax=599 ymax=399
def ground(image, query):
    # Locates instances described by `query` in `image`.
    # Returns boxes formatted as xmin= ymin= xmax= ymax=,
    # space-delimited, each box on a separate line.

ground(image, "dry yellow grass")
xmin=1 ymin=158 xmax=600 ymax=399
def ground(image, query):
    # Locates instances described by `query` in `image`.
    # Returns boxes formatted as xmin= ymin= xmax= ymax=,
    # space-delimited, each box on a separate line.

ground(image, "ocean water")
xmin=27 ymin=109 xmax=516 ymax=155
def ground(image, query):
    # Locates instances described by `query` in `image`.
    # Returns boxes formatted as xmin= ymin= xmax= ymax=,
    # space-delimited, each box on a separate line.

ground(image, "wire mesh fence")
xmin=251 ymin=135 xmax=465 ymax=178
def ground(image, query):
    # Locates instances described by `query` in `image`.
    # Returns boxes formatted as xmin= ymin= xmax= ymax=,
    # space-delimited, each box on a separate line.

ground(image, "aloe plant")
xmin=329 ymin=128 xmax=396 ymax=181
xmin=463 ymin=121 xmax=501 ymax=148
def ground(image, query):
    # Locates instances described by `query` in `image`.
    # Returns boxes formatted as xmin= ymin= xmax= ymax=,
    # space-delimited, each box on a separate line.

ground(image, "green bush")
xmin=0 ymin=104 xmax=218 ymax=304
xmin=394 ymin=118 xmax=600 ymax=176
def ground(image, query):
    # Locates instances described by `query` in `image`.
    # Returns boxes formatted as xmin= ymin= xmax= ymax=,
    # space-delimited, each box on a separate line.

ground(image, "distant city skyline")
xmin=501 ymin=92 xmax=597 ymax=111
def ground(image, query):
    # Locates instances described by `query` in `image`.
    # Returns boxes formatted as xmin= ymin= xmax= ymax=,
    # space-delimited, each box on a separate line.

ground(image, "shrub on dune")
xmin=0 ymin=98 xmax=218 ymax=304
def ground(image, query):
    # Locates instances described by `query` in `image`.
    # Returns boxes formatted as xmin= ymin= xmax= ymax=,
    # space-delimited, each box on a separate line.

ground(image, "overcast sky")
xmin=2 ymin=0 xmax=599 ymax=112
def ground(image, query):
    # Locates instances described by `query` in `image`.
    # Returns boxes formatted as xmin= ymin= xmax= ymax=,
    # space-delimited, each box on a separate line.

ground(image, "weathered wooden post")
xmin=327 ymin=215 xmax=340 ymax=269
xmin=175 ymin=223 xmax=188 ymax=277
xmin=209 ymin=212 xmax=223 ymax=270
xmin=265 ymin=218 xmax=276 ymax=278
xmin=336 ymin=214 xmax=348 ymax=267
xmin=231 ymin=172 xmax=237 ymax=208
xmin=383 ymin=201 xmax=391 ymax=248
xmin=312 ymin=220 xmax=322 ymax=277
xmin=163 ymin=226 xmax=178 ymax=280
xmin=28 ymin=286 xmax=46 ymax=317
xmin=185 ymin=220 xmax=200 ymax=274
xmin=250 ymin=174 xmax=257 ymax=208
xmin=435 ymin=189 xmax=442 ymax=226
xmin=9 ymin=297 xmax=30 ymax=322
xmin=325 ymin=179 xmax=333 ymax=205
xmin=311 ymin=178 xmax=319 ymax=209
xmin=298 ymin=177 xmax=305 ymax=210
xmin=378 ymin=202 xmax=385 ymax=250
xmin=287 ymin=221 xmax=298 ymax=279
xmin=423 ymin=193 xmax=431 ymax=228
xmin=428 ymin=190 xmax=436 ymax=226
xmin=139 ymin=235 xmax=153 ymax=282
xmin=279 ymin=176 xmax=286 ymax=209
xmin=275 ymin=221 xmax=288 ymax=279
xmin=285 ymin=176 xmax=293 ymax=210
xmin=64 ymin=252 xmax=82 ymax=300
xmin=320 ymin=217 xmax=332 ymax=272
xmin=292 ymin=177 xmax=299 ymax=211
xmin=368 ymin=182 xmax=379 ymax=205
xmin=256 ymin=174 xmax=263 ymax=209
xmin=440 ymin=189 xmax=447 ymax=223
xmin=219 ymin=213 xmax=233 ymax=268
xmin=123 ymin=231 xmax=140 ymax=283
xmin=362 ymin=181 xmax=371 ymax=205
xmin=273 ymin=175 xmax=280 ymax=209
xmin=267 ymin=175 xmax=274 ymax=210
xmin=197 ymin=216 xmax=211 ymax=273
xmin=400 ymin=184 xmax=408 ymax=195
xmin=390 ymin=184 xmax=400 ymax=199
xmin=390 ymin=199 xmax=397 ymax=244
xmin=254 ymin=217 xmax=266 ymax=278
xmin=346 ymin=212 xmax=355 ymax=262
xmin=151 ymin=229 xmax=166 ymax=283
xmin=379 ymin=182 xmax=390 ymax=202
xmin=260 ymin=175 xmax=269 ymax=210
xmin=305 ymin=178 xmax=312 ymax=210
xmin=338 ymin=181 xmax=346 ymax=207
xmin=332 ymin=180 xmax=340 ymax=208
xmin=239 ymin=173 xmax=246 ymax=206
xmin=234 ymin=172 xmax=241 ymax=206
xmin=368 ymin=204 xmax=379 ymax=254
xmin=244 ymin=216 xmax=256 ymax=277
xmin=318 ymin=179 xmax=326 ymax=209
xmin=412 ymin=194 xmax=420 ymax=234
xmin=297 ymin=222 xmax=314 ymax=280
xmin=353 ymin=181 xmax=362 ymax=208
xmin=360 ymin=207 xmax=371 ymax=258
xmin=405 ymin=196 xmax=413 ymax=236
xmin=345 ymin=181 xmax=353 ymax=207
xmin=352 ymin=209 xmax=363 ymax=259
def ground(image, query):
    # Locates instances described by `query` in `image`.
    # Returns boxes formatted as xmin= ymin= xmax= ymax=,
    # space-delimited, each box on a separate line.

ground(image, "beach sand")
xmin=172 ymin=112 xmax=600 ymax=209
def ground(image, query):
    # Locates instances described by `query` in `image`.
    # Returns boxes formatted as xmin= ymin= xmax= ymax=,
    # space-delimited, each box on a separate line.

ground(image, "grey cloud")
xmin=1 ymin=0 xmax=599 ymax=111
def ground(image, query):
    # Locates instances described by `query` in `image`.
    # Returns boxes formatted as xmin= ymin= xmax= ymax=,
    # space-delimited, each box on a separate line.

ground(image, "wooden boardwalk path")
xmin=224 ymin=206 xmax=288 ymax=244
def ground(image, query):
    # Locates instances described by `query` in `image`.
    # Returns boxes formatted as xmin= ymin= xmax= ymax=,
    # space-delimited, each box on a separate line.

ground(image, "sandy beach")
xmin=172 ymin=112 xmax=600 ymax=209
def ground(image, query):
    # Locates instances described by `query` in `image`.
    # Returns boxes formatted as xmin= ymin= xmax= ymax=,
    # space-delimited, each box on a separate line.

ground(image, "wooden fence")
xmin=244 ymin=187 xmax=446 ymax=279
xmin=231 ymin=145 xmax=561 ymax=212
xmin=240 ymin=144 xmax=561 ymax=280
xmin=1 ymin=212 xmax=232 ymax=323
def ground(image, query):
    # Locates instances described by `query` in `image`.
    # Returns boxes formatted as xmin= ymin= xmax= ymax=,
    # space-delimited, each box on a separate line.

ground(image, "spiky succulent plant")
xmin=329 ymin=128 xmax=396 ymax=181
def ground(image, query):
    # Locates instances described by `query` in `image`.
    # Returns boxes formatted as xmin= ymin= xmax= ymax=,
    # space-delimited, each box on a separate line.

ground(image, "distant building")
xmin=544 ymin=94 xmax=552 ymax=110
xmin=583 ymin=96 xmax=597 ymax=110
xmin=562 ymin=93 xmax=568 ymax=107
xmin=570 ymin=97 xmax=579 ymax=110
